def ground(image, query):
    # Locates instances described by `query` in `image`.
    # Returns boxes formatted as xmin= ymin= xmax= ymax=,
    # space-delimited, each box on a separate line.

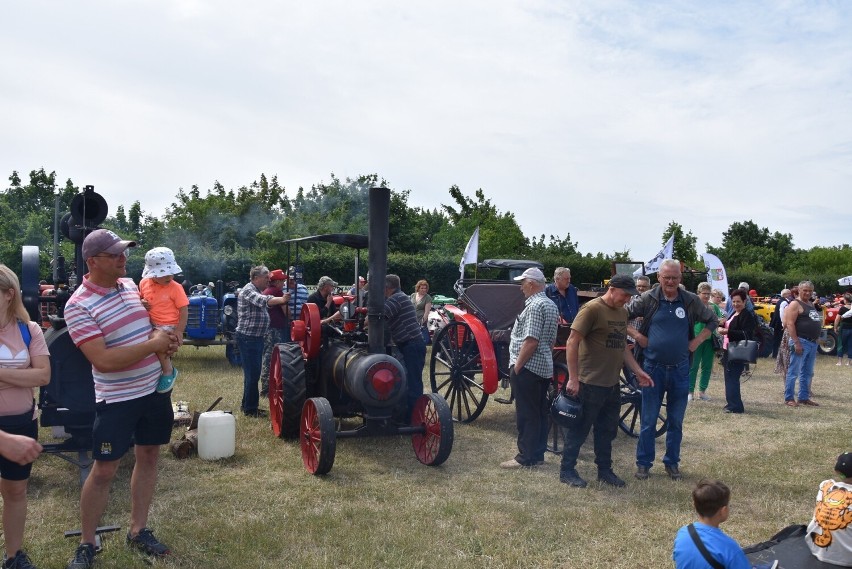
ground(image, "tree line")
xmin=3 ymin=168 xmax=851 ymax=297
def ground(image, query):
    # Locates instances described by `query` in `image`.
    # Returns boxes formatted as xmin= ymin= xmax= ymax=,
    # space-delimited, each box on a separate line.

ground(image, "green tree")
xmin=705 ymin=220 xmax=794 ymax=274
xmin=662 ymin=221 xmax=698 ymax=265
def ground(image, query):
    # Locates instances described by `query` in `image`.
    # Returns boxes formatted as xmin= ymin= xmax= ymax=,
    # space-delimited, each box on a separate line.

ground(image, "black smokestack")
xmin=367 ymin=187 xmax=390 ymax=355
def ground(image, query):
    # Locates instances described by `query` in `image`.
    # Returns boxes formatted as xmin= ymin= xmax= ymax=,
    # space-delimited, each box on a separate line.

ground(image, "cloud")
xmin=1 ymin=0 xmax=850 ymax=259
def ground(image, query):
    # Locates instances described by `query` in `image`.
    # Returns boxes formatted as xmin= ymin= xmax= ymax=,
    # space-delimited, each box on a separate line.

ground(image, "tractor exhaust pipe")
xmin=367 ymin=187 xmax=390 ymax=355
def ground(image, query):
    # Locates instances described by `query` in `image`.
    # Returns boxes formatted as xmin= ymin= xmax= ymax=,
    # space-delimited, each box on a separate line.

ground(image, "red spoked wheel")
xmin=300 ymin=397 xmax=336 ymax=475
xmin=269 ymin=343 xmax=306 ymax=438
xmin=411 ymin=393 xmax=453 ymax=466
xmin=429 ymin=321 xmax=488 ymax=423
xmin=300 ymin=303 xmax=322 ymax=359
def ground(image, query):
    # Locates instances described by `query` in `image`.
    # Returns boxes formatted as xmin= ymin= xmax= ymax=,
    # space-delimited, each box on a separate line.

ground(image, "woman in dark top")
xmin=717 ymin=289 xmax=757 ymax=413
xmin=835 ymin=293 xmax=852 ymax=366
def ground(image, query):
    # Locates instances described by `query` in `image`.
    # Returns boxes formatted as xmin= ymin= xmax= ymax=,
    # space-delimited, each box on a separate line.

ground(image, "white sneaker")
xmin=687 ymin=393 xmax=694 ymax=402
xmin=698 ymin=392 xmax=711 ymax=401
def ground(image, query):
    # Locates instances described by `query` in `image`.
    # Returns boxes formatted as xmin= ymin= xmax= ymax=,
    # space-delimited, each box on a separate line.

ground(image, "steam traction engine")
xmin=267 ymin=187 xmax=453 ymax=475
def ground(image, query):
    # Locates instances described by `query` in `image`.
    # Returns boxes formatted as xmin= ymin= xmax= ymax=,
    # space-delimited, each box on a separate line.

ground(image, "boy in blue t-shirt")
xmin=673 ymin=479 xmax=752 ymax=569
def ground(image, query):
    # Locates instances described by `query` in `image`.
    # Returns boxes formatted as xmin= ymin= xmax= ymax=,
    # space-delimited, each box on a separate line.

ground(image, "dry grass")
xmin=19 ymin=347 xmax=849 ymax=568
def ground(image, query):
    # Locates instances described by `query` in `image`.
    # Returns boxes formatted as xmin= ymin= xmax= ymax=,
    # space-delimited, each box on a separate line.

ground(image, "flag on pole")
xmin=634 ymin=234 xmax=675 ymax=277
xmin=701 ymin=252 xmax=729 ymax=300
xmin=459 ymin=227 xmax=480 ymax=278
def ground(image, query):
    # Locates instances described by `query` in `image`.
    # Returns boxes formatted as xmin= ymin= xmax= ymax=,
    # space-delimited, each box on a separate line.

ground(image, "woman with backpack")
xmin=0 ymin=264 xmax=50 ymax=569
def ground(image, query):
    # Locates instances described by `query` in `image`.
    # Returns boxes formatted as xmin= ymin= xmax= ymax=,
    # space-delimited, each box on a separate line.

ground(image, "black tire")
xmin=429 ymin=321 xmax=489 ymax=423
xmin=619 ymin=371 xmax=667 ymax=438
xmin=300 ymin=397 xmax=336 ymax=475
xmin=818 ymin=329 xmax=838 ymax=356
xmin=411 ymin=393 xmax=454 ymax=466
xmin=278 ymin=343 xmax=307 ymax=438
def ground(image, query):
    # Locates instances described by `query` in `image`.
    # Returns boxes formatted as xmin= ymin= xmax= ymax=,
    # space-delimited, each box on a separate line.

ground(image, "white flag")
xmin=634 ymin=234 xmax=675 ymax=276
xmin=459 ymin=227 xmax=480 ymax=277
xmin=701 ymin=252 xmax=729 ymax=300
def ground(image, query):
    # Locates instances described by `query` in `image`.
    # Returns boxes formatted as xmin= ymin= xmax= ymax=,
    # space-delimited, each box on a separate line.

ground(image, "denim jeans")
xmin=397 ymin=339 xmax=427 ymax=414
xmin=784 ymin=337 xmax=817 ymax=401
xmin=237 ymin=333 xmax=265 ymax=414
xmin=560 ymin=382 xmax=620 ymax=473
xmin=509 ymin=366 xmax=550 ymax=465
xmin=636 ymin=358 xmax=690 ymax=469
xmin=723 ymin=360 xmax=745 ymax=413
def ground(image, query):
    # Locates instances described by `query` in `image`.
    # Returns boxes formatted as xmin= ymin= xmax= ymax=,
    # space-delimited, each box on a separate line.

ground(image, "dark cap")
xmin=835 ymin=452 xmax=852 ymax=477
xmin=609 ymin=274 xmax=639 ymax=295
xmin=82 ymin=229 xmax=136 ymax=260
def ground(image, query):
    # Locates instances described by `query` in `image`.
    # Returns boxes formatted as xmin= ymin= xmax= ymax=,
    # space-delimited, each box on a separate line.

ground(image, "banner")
xmin=701 ymin=252 xmax=729 ymax=300
xmin=634 ymin=234 xmax=675 ymax=277
xmin=459 ymin=226 xmax=479 ymax=277
xmin=839 ymin=275 xmax=852 ymax=287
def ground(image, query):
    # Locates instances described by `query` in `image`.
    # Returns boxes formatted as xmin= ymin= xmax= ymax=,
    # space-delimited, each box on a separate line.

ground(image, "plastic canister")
xmin=197 ymin=411 xmax=236 ymax=460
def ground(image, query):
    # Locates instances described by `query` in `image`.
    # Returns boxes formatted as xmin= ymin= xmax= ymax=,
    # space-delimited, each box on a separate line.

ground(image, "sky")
xmin=2 ymin=1 xmax=851 ymax=261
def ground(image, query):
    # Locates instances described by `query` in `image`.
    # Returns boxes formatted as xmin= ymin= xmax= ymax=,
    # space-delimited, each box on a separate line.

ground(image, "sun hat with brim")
xmin=82 ymin=229 xmax=136 ymax=260
xmin=141 ymin=247 xmax=182 ymax=279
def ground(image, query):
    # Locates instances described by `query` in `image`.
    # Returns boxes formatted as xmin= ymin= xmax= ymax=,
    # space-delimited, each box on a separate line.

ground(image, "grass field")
xmin=19 ymin=347 xmax=849 ymax=568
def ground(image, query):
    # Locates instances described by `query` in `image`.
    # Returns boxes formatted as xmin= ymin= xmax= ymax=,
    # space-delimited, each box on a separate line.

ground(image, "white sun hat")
xmin=142 ymin=247 xmax=182 ymax=278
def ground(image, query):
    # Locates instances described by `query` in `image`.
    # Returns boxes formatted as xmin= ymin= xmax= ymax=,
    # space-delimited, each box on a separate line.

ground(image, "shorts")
xmin=0 ymin=418 xmax=38 ymax=481
xmin=92 ymin=391 xmax=174 ymax=460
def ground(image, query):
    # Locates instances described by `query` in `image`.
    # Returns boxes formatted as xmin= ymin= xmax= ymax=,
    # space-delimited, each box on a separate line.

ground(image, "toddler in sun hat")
xmin=139 ymin=247 xmax=189 ymax=393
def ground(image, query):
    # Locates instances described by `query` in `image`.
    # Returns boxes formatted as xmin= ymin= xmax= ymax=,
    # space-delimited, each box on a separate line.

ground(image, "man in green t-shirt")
xmin=559 ymin=274 xmax=653 ymax=488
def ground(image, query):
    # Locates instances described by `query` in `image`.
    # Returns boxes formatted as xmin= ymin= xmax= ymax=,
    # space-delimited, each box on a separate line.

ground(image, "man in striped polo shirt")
xmin=64 ymin=229 xmax=178 ymax=568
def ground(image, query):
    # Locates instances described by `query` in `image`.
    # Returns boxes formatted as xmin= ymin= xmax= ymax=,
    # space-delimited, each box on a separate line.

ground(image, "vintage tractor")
xmin=267 ymin=187 xmax=454 ymax=475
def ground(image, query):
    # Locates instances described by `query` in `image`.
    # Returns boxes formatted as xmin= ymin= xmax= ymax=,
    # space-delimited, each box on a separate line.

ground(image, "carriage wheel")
xmin=300 ymin=397 xmax=336 ymax=475
xmin=296 ymin=303 xmax=322 ymax=359
xmin=269 ymin=343 xmax=306 ymax=438
xmin=546 ymin=362 xmax=568 ymax=454
xmin=411 ymin=393 xmax=454 ymax=466
xmin=429 ymin=321 xmax=489 ymax=423
xmin=618 ymin=371 xmax=667 ymax=438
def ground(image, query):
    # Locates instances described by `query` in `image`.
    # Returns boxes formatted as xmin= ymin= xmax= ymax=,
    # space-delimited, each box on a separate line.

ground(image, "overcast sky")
xmin=3 ymin=1 xmax=850 ymax=261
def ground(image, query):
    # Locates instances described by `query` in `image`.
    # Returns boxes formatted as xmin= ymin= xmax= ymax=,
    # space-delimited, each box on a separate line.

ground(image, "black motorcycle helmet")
xmin=550 ymin=391 xmax=583 ymax=430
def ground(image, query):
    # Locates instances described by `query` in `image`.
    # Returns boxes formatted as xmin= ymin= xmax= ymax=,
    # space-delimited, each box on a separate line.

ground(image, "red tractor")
xmin=266 ymin=188 xmax=453 ymax=475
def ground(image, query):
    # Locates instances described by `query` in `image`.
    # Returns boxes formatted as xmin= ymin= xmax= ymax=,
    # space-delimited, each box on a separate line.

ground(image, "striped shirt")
xmin=509 ymin=291 xmax=559 ymax=378
xmin=287 ymin=283 xmax=309 ymax=321
xmin=384 ymin=290 xmax=423 ymax=344
xmin=64 ymin=276 xmax=161 ymax=403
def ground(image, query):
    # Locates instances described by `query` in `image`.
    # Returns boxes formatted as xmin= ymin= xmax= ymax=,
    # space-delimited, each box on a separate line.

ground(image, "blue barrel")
xmin=186 ymin=296 xmax=219 ymax=340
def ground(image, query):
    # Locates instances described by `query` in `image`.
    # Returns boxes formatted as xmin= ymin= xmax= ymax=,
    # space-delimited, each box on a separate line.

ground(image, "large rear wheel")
xmin=411 ymin=393 xmax=453 ymax=466
xmin=429 ymin=321 xmax=488 ymax=423
xmin=300 ymin=397 xmax=336 ymax=475
xmin=818 ymin=329 xmax=838 ymax=356
xmin=619 ymin=371 xmax=667 ymax=438
xmin=269 ymin=343 xmax=306 ymax=438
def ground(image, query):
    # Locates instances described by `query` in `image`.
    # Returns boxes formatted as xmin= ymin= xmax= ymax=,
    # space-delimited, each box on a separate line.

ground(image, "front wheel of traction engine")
xmin=269 ymin=343 xmax=306 ymax=438
xmin=411 ymin=393 xmax=454 ymax=466
xmin=300 ymin=397 xmax=336 ymax=475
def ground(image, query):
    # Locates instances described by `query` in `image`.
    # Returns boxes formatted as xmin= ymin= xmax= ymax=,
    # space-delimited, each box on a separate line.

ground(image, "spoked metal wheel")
xmin=411 ymin=393 xmax=454 ymax=466
xmin=300 ymin=397 xmax=336 ymax=475
xmin=429 ymin=321 xmax=488 ymax=423
xmin=618 ymin=371 xmax=667 ymax=438
xmin=269 ymin=343 xmax=306 ymax=438
xmin=546 ymin=362 xmax=568 ymax=454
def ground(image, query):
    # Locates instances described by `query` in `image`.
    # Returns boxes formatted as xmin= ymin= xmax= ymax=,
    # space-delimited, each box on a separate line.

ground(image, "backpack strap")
xmin=687 ymin=523 xmax=725 ymax=569
xmin=17 ymin=321 xmax=31 ymax=348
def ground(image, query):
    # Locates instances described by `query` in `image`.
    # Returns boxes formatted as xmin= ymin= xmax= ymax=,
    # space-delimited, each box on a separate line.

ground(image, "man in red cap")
xmin=260 ymin=269 xmax=290 ymax=396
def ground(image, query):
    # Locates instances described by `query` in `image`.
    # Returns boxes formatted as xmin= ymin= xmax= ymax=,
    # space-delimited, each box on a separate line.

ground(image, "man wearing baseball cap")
xmin=64 ymin=229 xmax=179 ymax=567
xmin=559 ymin=274 xmax=653 ymax=488
xmin=500 ymin=268 xmax=559 ymax=469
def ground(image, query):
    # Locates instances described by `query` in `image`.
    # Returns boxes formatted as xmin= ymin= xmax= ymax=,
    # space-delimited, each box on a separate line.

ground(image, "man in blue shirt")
xmin=627 ymin=259 xmax=718 ymax=481
xmin=544 ymin=267 xmax=579 ymax=325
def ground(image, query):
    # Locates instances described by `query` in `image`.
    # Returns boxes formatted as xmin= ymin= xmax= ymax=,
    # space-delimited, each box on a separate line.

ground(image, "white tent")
xmin=838 ymin=275 xmax=852 ymax=287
